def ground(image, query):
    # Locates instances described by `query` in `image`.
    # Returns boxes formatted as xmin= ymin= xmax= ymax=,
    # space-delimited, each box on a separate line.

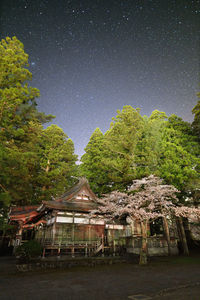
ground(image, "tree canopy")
xmin=1 ymin=36 xmax=199 ymax=219
xmin=0 ymin=37 xmax=77 ymax=209
xmin=81 ymin=106 xmax=200 ymax=201
xmin=192 ymin=94 xmax=200 ymax=140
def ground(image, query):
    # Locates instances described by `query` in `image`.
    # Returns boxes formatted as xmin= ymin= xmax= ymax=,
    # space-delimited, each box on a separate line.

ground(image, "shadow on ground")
xmin=0 ymin=252 xmax=200 ymax=300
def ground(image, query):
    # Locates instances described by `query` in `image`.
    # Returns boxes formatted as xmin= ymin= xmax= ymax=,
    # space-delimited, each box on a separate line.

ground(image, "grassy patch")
xmin=170 ymin=255 xmax=200 ymax=265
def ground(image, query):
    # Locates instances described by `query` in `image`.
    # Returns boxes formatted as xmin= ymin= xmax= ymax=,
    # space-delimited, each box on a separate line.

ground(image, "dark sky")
xmin=1 ymin=0 xmax=199 ymax=158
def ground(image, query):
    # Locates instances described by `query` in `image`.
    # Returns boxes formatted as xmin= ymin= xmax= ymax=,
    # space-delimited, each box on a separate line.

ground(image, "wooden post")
xmin=162 ymin=216 xmax=172 ymax=256
xmin=113 ymin=240 xmax=116 ymax=257
xmin=112 ymin=225 xmax=114 ymax=256
xmin=85 ymin=242 xmax=88 ymax=257
xmin=52 ymin=214 xmax=56 ymax=246
xmin=139 ymin=220 xmax=148 ymax=265
xmin=72 ymin=212 xmax=75 ymax=258
xmin=42 ymin=226 xmax=45 ymax=246
xmin=102 ymin=233 xmax=104 ymax=257
xmin=178 ymin=217 xmax=189 ymax=255
xmin=58 ymin=244 xmax=61 ymax=258
xmin=71 ymin=246 xmax=75 ymax=258
xmin=13 ymin=223 xmax=23 ymax=254
xmin=42 ymin=247 xmax=45 ymax=258
xmin=88 ymin=225 xmax=91 ymax=256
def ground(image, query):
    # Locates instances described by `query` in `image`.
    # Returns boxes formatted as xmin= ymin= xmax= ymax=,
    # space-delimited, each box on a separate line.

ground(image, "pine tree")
xmin=192 ymin=94 xmax=200 ymax=140
xmin=37 ymin=125 xmax=77 ymax=200
xmin=158 ymin=114 xmax=200 ymax=192
xmin=80 ymin=128 xmax=110 ymax=195
xmin=0 ymin=36 xmax=54 ymax=207
xmin=135 ymin=110 xmax=167 ymax=177
xmin=102 ymin=106 xmax=144 ymax=190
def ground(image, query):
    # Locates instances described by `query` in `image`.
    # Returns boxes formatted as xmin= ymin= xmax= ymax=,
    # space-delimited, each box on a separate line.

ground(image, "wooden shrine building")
xmin=9 ymin=178 xmax=179 ymax=257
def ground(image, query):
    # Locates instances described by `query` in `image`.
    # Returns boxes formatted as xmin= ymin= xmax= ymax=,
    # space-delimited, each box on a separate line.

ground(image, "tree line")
xmin=0 ymin=36 xmax=200 ymax=217
xmin=80 ymin=105 xmax=200 ymax=205
xmin=0 ymin=37 xmax=78 ymax=215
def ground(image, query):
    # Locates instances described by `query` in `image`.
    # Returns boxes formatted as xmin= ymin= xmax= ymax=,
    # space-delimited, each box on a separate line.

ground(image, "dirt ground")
xmin=0 ymin=254 xmax=200 ymax=300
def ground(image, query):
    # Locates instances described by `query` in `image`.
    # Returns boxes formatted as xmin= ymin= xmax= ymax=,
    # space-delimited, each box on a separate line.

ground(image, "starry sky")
xmin=1 ymin=0 xmax=199 ymax=158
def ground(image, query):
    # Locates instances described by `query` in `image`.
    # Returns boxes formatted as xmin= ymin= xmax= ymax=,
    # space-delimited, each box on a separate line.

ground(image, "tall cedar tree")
xmin=0 ymin=37 xmax=53 ymax=207
xmin=37 ymin=125 xmax=77 ymax=201
xmin=80 ymin=128 xmax=110 ymax=195
xmin=81 ymin=106 xmax=200 ymax=199
xmin=192 ymin=93 xmax=200 ymax=140
xmin=0 ymin=37 xmax=77 ymax=208
xmin=102 ymin=106 xmax=144 ymax=190
xmin=135 ymin=110 xmax=167 ymax=177
xmin=158 ymin=114 xmax=200 ymax=195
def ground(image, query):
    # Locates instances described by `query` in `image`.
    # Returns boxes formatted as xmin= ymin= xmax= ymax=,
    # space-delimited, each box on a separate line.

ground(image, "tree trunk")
xmin=177 ymin=217 xmax=189 ymax=256
xmin=139 ymin=220 xmax=148 ymax=265
xmin=162 ymin=216 xmax=171 ymax=255
xmin=0 ymin=229 xmax=6 ymax=249
xmin=42 ymin=159 xmax=50 ymax=191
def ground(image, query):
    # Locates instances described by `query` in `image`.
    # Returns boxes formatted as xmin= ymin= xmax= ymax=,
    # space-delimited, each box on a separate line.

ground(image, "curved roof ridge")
xmin=56 ymin=177 xmax=97 ymax=202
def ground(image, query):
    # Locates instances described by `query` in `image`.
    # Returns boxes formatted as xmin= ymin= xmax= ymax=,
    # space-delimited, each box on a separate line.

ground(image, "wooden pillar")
xmin=71 ymin=246 xmax=75 ymax=258
xmin=88 ymin=225 xmax=91 ymax=256
xmin=102 ymin=233 xmax=104 ymax=257
xmin=52 ymin=214 xmax=57 ymax=246
xmin=13 ymin=222 xmax=23 ymax=254
xmin=58 ymin=247 xmax=60 ymax=257
xmin=113 ymin=240 xmax=116 ymax=257
xmin=88 ymin=225 xmax=91 ymax=243
xmin=112 ymin=225 xmax=115 ymax=256
xmin=72 ymin=212 xmax=75 ymax=258
xmin=178 ymin=217 xmax=189 ymax=256
xmin=85 ymin=242 xmax=88 ymax=257
xmin=42 ymin=247 xmax=45 ymax=258
xmin=162 ymin=216 xmax=172 ymax=256
xmin=139 ymin=220 xmax=148 ymax=265
xmin=130 ymin=217 xmax=134 ymax=236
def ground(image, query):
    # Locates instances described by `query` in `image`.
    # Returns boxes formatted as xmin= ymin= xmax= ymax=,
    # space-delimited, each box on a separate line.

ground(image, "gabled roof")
xmin=9 ymin=205 xmax=39 ymax=216
xmin=56 ymin=177 xmax=97 ymax=202
xmin=42 ymin=178 xmax=98 ymax=212
xmin=9 ymin=205 xmax=41 ymax=224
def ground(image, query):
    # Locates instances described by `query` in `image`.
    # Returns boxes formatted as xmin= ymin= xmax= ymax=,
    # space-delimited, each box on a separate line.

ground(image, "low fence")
xmin=126 ymin=236 xmax=178 ymax=256
xmin=38 ymin=237 xmax=126 ymax=258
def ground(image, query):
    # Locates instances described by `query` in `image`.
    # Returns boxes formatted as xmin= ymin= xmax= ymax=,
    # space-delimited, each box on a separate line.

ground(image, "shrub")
xmin=16 ymin=240 xmax=42 ymax=262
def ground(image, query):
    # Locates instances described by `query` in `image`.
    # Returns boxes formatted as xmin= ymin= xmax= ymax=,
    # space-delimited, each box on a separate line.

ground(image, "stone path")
xmin=0 ymin=256 xmax=200 ymax=300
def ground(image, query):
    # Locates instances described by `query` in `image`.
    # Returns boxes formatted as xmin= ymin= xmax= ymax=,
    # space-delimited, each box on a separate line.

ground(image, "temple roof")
xmin=41 ymin=178 xmax=98 ymax=212
xmin=9 ymin=205 xmax=41 ymax=224
xmin=9 ymin=179 xmax=99 ymax=225
xmin=56 ymin=177 xmax=97 ymax=202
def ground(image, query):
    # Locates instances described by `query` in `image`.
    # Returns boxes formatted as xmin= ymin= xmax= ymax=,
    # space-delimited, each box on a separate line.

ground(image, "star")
xmin=1 ymin=0 xmax=197 ymax=158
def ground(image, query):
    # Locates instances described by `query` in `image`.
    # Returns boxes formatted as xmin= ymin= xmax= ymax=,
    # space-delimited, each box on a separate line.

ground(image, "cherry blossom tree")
xmin=93 ymin=175 xmax=179 ymax=264
xmin=174 ymin=206 xmax=200 ymax=255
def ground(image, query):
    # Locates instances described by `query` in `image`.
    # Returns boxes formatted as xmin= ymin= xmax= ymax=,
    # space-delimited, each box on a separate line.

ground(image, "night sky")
xmin=1 ymin=0 xmax=199 ymax=158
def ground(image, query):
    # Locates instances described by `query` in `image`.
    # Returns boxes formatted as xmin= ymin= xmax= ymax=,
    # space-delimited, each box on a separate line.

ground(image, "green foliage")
xmin=192 ymin=94 xmax=200 ymax=140
xmin=80 ymin=128 xmax=110 ymax=195
xmin=103 ymin=106 xmax=144 ymax=190
xmin=1 ymin=36 xmax=199 ymax=209
xmin=80 ymin=106 xmax=200 ymax=200
xmin=0 ymin=37 xmax=77 ymax=207
xmin=135 ymin=110 xmax=167 ymax=177
xmin=37 ymin=124 xmax=78 ymax=200
xmin=158 ymin=114 xmax=200 ymax=193
xmin=15 ymin=240 xmax=42 ymax=261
